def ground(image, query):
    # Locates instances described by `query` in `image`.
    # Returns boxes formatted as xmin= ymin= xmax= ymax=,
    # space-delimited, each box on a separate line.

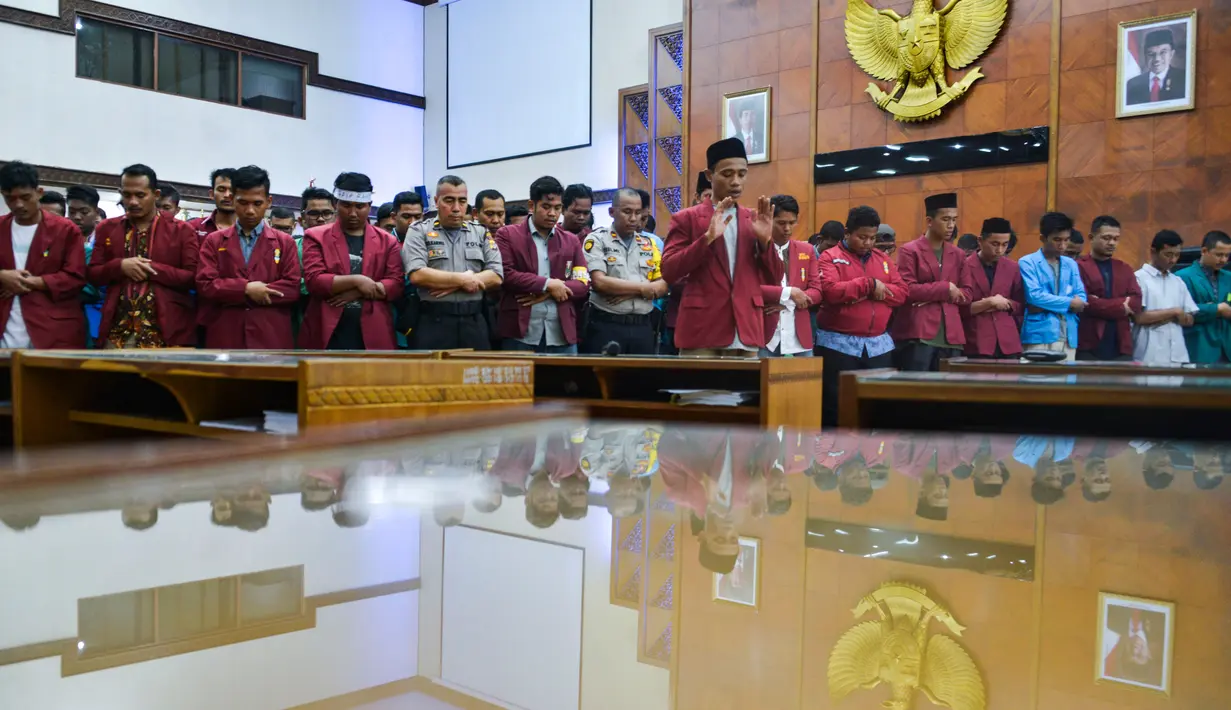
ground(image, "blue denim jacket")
xmin=1018 ymin=250 xmax=1086 ymax=348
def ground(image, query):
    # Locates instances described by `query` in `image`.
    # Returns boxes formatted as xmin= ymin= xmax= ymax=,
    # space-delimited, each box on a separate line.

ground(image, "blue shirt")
xmin=1019 ymin=249 xmax=1086 ymax=347
xmin=237 ymin=220 xmax=265 ymax=264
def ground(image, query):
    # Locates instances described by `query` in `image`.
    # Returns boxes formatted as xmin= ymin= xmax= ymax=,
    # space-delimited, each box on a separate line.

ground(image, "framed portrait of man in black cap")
xmin=1116 ymin=11 xmax=1197 ymax=118
xmin=722 ymin=87 xmax=772 ymax=164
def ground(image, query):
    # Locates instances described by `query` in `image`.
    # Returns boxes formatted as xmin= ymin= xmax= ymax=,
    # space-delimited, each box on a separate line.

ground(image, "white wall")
xmin=0 ymin=495 xmax=421 ymax=648
xmin=422 ymin=0 xmax=682 ymax=200
xmin=0 ymin=0 xmax=424 ymax=203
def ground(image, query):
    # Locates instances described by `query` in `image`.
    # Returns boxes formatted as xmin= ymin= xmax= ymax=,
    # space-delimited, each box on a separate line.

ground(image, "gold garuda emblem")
xmin=846 ymin=0 xmax=1007 ymax=121
xmin=828 ymin=582 xmax=986 ymax=710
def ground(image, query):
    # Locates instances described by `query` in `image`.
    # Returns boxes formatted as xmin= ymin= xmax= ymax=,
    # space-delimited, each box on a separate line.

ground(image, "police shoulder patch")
xmin=584 ymin=237 xmax=596 ymax=253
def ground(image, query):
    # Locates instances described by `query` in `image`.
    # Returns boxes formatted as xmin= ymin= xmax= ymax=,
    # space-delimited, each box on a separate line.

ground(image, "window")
xmin=157 ymin=34 xmax=238 ymax=105
xmin=75 ymin=17 xmax=154 ymax=89
xmin=242 ymin=55 xmax=304 ymax=118
xmin=75 ymin=15 xmax=304 ymax=118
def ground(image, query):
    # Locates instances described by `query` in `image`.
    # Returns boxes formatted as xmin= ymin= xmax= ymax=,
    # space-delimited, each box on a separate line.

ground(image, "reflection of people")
xmin=716 ymin=542 xmax=755 ymax=603
xmin=1104 ymin=604 xmax=1165 ymax=687
xmin=1014 ymin=436 xmax=1075 ymax=505
xmin=1126 ymin=28 xmax=1186 ymax=105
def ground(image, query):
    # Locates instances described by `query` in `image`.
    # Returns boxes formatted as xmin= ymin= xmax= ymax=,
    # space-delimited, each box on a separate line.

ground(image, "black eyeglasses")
xmin=304 ymin=210 xmax=336 ymax=219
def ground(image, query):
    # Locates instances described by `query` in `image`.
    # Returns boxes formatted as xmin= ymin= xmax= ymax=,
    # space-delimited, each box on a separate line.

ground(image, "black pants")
xmin=409 ymin=305 xmax=490 ymax=350
xmin=893 ymin=342 xmax=961 ymax=372
xmin=816 ymin=346 xmax=893 ymax=428
xmin=581 ymin=311 xmax=656 ymax=355
xmin=1076 ymin=351 xmax=1132 ymax=362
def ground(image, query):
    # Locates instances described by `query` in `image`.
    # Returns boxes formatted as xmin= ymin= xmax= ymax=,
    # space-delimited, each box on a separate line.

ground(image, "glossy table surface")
xmin=1 ymin=412 xmax=1226 ymax=710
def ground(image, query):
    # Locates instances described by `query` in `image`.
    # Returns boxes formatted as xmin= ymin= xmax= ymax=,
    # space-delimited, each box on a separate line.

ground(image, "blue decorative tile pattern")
xmin=656 ymin=136 xmax=683 ymax=175
xmin=626 ymin=91 xmax=650 ymax=130
xmin=626 ymin=143 xmax=650 ymax=179
xmin=655 ymin=186 xmax=682 ymax=214
xmin=658 ymin=85 xmax=683 ymax=123
xmin=658 ymin=32 xmax=684 ymax=71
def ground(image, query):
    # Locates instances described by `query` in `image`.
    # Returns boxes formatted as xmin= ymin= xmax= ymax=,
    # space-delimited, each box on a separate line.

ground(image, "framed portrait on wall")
xmin=1096 ymin=592 xmax=1175 ymax=695
xmin=712 ymin=537 xmax=759 ymax=607
xmin=1116 ymin=11 xmax=1197 ymax=118
xmin=722 ymin=87 xmax=772 ymax=164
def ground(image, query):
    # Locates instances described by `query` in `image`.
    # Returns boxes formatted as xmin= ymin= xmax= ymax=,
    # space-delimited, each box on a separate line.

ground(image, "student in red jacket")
xmin=299 ymin=172 xmax=403 ymax=350
xmin=891 ymin=192 xmax=968 ymax=370
xmin=89 ymin=164 xmax=199 ymax=348
xmin=1076 ymin=215 xmax=1142 ymax=361
xmin=815 ymin=205 xmax=907 ymax=426
xmin=758 ymin=195 xmax=823 ymax=357
xmin=958 ymin=218 xmax=1025 ymax=358
xmin=0 ymin=161 xmax=87 ymax=349
xmin=661 ymin=137 xmax=783 ymax=356
xmin=196 ymin=165 xmax=301 ymax=349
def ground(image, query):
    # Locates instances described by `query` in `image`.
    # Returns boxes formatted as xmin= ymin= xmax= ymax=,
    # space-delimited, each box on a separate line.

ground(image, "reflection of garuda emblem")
xmin=846 ymin=0 xmax=1006 ymax=121
xmin=828 ymin=582 xmax=986 ymax=710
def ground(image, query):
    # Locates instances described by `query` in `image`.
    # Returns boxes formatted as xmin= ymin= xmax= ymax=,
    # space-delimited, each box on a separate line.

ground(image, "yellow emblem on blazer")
xmin=799 ymin=251 xmax=810 ymax=260
xmin=274 ymin=248 xmax=281 ymax=264
xmin=883 ymin=261 xmax=890 ymax=274
xmin=41 ymin=249 xmax=49 ymax=257
xmin=829 ymin=582 xmax=986 ymax=710
xmin=218 ymin=247 xmax=227 ymax=251
xmin=847 ymin=0 xmax=1006 ymax=122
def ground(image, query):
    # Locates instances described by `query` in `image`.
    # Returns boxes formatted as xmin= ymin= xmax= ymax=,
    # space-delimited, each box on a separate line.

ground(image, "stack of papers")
xmin=263 ymin=411 xmax=299 ymax=436
xmin=199 ymin=417 xmax=263 ymax=432
xmin=661 ymin=389 xmax=759 ymax=407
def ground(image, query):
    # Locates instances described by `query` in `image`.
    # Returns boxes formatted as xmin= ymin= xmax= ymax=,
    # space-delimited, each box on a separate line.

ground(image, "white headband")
xmin=333 ymin=188 xmax=373 ymax=203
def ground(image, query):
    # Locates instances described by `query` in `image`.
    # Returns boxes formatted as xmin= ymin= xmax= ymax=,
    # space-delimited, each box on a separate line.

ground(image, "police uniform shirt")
xmin=402 ymin=219 xmax=503 ymax=302
xmin=583 ymin=227 xmax=662 ymax=315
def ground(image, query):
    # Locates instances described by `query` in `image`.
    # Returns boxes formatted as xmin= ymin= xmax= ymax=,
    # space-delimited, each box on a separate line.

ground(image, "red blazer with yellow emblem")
xmin=759 ymin=239 xmax=823 ymax=350
xmin=196 ymin=225 xmax=301 ymax=349
xmin=493 ymin=220 xmax=590 ymax=344
xmin=890 ymin=236 xmax=967 ymax=345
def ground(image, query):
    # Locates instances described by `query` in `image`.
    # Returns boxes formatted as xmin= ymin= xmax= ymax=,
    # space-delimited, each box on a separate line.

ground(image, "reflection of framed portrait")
xmin=1096 ymin=592 xmax=1175 ymax=695
xmin=712 ymin=537 xmax=759 ymax=607
xmin=721 ymin=87 xmax=772 ymax=164
xmin=1116 ymin=11 xmax=1197 ymax=118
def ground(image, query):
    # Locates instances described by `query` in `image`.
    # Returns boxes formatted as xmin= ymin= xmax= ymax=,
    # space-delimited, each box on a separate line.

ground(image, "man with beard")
xmin=67 ymin=185 xmax=105 ymax=345
xmin=1076 ymin=215 xmax=1142 ymax=361
xmin=188 ymin=168 xmax=236 ymax=240
xmin=1133 ymin=229 xmax=1197 ymax=365
xmin=0 ymin=162 xmax=87 ymax=348
xmin=89 ymin=164 xmax=199 ymax=348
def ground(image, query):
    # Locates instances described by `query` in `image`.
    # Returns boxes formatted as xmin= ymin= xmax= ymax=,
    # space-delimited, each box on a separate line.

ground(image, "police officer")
xmin=402 ymin=175 xmax=503 ymax=349
xmin=582 ymin=187 xmax=667 ymax=354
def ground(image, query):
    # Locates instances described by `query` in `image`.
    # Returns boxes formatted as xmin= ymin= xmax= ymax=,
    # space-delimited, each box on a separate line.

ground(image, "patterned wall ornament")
xmin=650 ymin=575 xmax=674 ymax=610
xmin=658 ymin=85 xmax=684 ymax=123
xmin=646 ymin=624 xmax=672 ymax=662
xmin=655 ymin=187 xmax=682 ymax=214
xmin=652 ymin=524 xmax=676 ymax=561
xmin=626 ymin=91 xmax=650 ymax=130
xmin=656 ymin=135 xmax=683 ymax=174
xmin=615 ymin=566 xmax=642 ymax=604
xmin=625 ymin=143 xmax=650 ymax=179
xmin=621 ymin=518 xmax=644 ymax=553
xmin=658 ymin=31 xmax=684 ymax=71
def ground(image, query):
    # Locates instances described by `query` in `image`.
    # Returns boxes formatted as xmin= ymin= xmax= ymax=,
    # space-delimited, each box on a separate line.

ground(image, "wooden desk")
xmin=444 ymin=352 xmax=822 ymax=429
xmin=942 ymin=356 xmax=1231 ymax=377
xmin=13 ymin=351 xmax=533 ymax=448
xmin=839 ymin=369 xmax=1231 ymax=439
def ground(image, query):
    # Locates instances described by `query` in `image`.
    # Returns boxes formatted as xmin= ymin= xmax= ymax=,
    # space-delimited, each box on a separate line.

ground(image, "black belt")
xmin=420 ymin=300 xmax=483 ymax=316
xmin=590 ymin=309 xmax=651 ymax=326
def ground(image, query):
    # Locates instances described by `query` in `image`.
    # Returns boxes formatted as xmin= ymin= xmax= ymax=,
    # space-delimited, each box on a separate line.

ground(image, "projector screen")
xmin=446 ymin=0 xmax=592 ymax=168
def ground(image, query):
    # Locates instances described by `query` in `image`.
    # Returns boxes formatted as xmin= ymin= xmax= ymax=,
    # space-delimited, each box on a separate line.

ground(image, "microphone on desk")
xmin=601 ymin=341 xmax=622 ymax=357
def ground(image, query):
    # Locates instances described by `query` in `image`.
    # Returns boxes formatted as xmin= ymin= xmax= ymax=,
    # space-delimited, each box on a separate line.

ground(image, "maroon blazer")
xmin=88 ymin=215 xmax=199 ymax=346
xmin=661 ymin=202 xmax=784 ymax=350
xmin=759 ymin=239 xmax=823 ymax=350
xmin=0 ymin=212 xmax=87 ymax=348
xmin=299 ymin=222 xmax=403 ymax=350
xmin=890 ymin=236 xmax=966 ymax=345
xmin=958 ymin=253 xmax=1024 ymax=356
xmin=196 ymin=226 xmax=301 ymax=349
xmin=1076 ymin=255 xmax=1142 ymax=356
xmin=493 ymin=221 xmax=589 ymax=344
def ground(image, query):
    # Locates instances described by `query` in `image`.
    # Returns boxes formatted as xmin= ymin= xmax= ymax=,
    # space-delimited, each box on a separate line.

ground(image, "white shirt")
xmin=1 ymin=221 xmax=37 ymax=348
xmin=1133 ymin=263 xmax=1198 ymax=365
xmin=766 ymin=242 xmax=807 ymax=355
xmin=722 ymin=205 xmax=757 ymax=352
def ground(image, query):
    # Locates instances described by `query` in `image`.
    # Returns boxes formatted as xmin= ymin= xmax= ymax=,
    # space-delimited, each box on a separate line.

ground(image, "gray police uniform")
xmin=402 ymin=218 xmax=503 ymax=350
xmin=581 ymin=227 xmax=662 ymax=355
